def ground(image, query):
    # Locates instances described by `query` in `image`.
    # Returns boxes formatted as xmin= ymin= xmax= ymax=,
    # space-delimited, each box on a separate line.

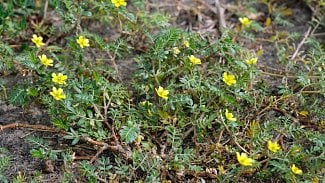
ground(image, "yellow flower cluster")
xmin=31 ymin=34 xmax=45 ymax=48
xmin=32 ymin=34 xmax=73 ymax=101
xmin=222 ymin=72 xmax=236 ymax=86
xmin=50 ymin=87 xmax=66 ymax=101
xmin=225 ymin=109 xmax=236 ymax=121
xmin=38 ymin=54 xmax=53 ymax=67
xmin=52 ymin=73 xmax=68 ymax=85
xmin=267 ymin=140 xmax=281 ymax=153
xmin=291 ymin=164 xmax=303 ymax=175
xmin=298 ymin=110 xmax=309 ymax=117
xmin=235 ymin=142 xmax=302 ymax=173
xmin=239 ymin=17 xmax=252 ymax=27
xmin=236 ymin=152 xmax=254 ymax=166
xmin=155 ymin=86 xmax=169 ymax=100
xmin=145 ymin=35 xmax=307 ymax=174
xmin=245 ymin=57 xmax=258 ymax=65
xmin=135 ymin=135 xmax=144 ymax=145
xmin=111 ymin=0 xmax=127 ymax=8
xmin=188 ymin=55 xmax=201 ymax=65
xmin=76 ymin=36 xmax=90 ymax=48
xmin=50 ymin=73 xmax=67 ymax=100
xmin=234 ymin=148 xmax=305 ymax=173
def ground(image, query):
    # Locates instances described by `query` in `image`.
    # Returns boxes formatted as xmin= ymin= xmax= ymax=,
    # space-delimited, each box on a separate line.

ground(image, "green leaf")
xmin=120 ymin=122 xmax=139 ymax=143
xmin=0 ymin=152 xmax=10 ymax=172
xmin=72 ymin=137 xmax=80 ymax=145
xmin=235 ymin=60 xmax=248 ymax=70
xmin=296 ymin=75 xmax=310 ymax=86
xmin=86 ymin=110 xmax=93 ymax=118
xmin=83 ymin=11 xmax=92 ymax=17
xmin=119 ymin=9 xmax=137 ymax=23
xmin=8 ymin=85 xmax=28 ymax=106
xmin=52 ymin=118 xmax=69 ymax=130
xmin=26 ymin=136 xmax=48 ymax=148
xmin=47 ymin=45 xmax=63 ymax=52
xmin=0 ymin=175 xmax=8 ymax=183
xmin=189 ymin=165 xmax=203 ymax=172
xmin=269 ymin=160 xmax=288 ymax=173
xmin=26 ymin=87 xmax=38 ymax=97
xmin=30 ymin=149 xmax=46 ymax=159
xmin=15 ymin=53 xmax=38 ymax=70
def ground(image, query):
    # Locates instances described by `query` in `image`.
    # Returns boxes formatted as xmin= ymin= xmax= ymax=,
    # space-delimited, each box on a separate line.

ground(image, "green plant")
xmin=0 ymin=0 xmax=324 ymax=182
xmin=0 ymin=148 xmax=10 ymax=183
xmin=26 ymin=136 xmax=61 ymax=160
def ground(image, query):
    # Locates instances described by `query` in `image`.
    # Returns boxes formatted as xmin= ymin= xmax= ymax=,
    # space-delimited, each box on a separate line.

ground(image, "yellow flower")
xmin=31 ymin=34 xmax=45 ymax=48
xmin=188 ymin=55 xmax=201 ymax=65
xmin=38 ymin=54 xmax=53 ymax=67
xmin=291 ymin=164 xmax=303 ymax=175
xmin=111 ymin=0 xmax=127 ymax=8
xmin=264 ymin=17 xmax=272 ymax=27
xmin=245 ymin=57 xmax=258 ymax=65
xmin=172 ymin=47 xmax=180 ymax=55
xmin=76 ymin=36 xmax=90 ymax=48
xmin=52 ymin=73 xmax=68 ymax=85
xmin=135 ymin=135 xmax=144 ymax=144
xmin=50 ymin=87 xmax=66 ymax=101
xmin=298 ymin=111 xmax=309 ymax=117
xmin=155 ymin=86 xmax=169 ymax=100
xmin=267 ymin=140 xmax=281 ymax=153
xmin=218 ymin=165 xmax=225 ymax=175
xmin=239 ymin=17 xmax=252 ymax=27
xmin=222 ymin=72 xmax=236 ymax=86
xmin=183 ymin=40 xmax=190 ymax=48
xmin=236 ymin=152 xmax=254 ymax=166
xmin=225 ymin=109 xmax=236 ymax=121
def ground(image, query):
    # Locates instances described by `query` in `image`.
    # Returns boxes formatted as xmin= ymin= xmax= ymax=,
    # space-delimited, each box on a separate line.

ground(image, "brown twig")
xmin=215 ymin=0 xmax=226 ymax=30
xmin=73 ymin=156 xmax=93 ymax=160
xmin=102 ymin=91 xmax=118 ymax=143
xmin=289 ymin=19 xmax=321 ymax=72
xmin=182 ymin=110 xmax=210 ymax=140
xmin=87 ymin=138 xmax=109 ymax=163
xmin=0 ymin=122 xmax=131 ymax=161
xmin=312 ymin=32 xmax=325 ymax=37
xmin=106 ymin=50 xmax=121 ymax=81
xmin=97 ymin=177 xmax=109 ymax=183
xmin=81 ymin=136 xmax=131 ymax=162
xmin=184 ymin=170 xmax=218 ymax=179
xmin=259 ymin=70 xmax=321 ymax=79
xmin=256 ymin=95 xmax=290 ymax=116
xmin=217 ymin=129 xmax=224 ymax=144
xmin=218 ymin=115 xmax=248 ymax=154
xmin=290 ymin=26 xmax=312 ymax=61
xmin=0 ymin=122 xmax=63 ymax=133
xmin=182 ymin=126 xmax=194 ymax=139
xmin=40 ymin=0 xmax=48 ymax=26
xmin=196 ymin=0 xmax=217 ymax=14
xmin=256 ymin=107 xmax=321 ymax=130
xmin=299 ymin=90 xmax=322 ymax=94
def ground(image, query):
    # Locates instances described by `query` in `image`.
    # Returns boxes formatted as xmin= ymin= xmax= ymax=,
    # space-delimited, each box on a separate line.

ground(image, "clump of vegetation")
xmin=0 ymin=148 xmax=10 ymax=183
xmin=0 ymin=0 xmax=324 ymax=182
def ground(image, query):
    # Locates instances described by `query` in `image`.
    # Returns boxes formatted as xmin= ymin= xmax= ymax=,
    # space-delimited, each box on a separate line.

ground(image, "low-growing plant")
xmin=0 ymin=0 xmax=324 ymax=182
xmin=0 ymin=148 xmax=10 ymax=183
